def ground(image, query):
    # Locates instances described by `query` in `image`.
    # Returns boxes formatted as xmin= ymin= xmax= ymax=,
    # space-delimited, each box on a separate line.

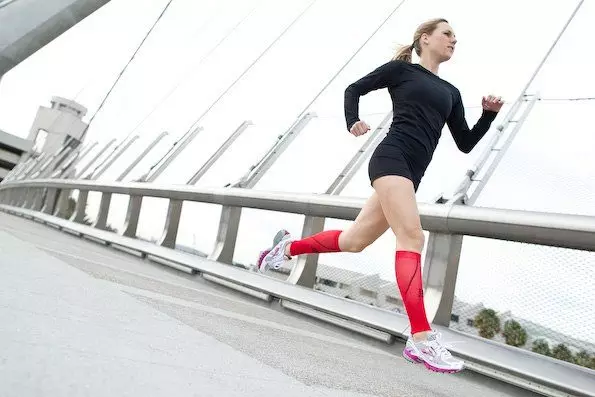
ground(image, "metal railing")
xmin=1 ymin=177 xmax=594 ymax=325
xmin=1 ymin=178 xmax=595 ymax=397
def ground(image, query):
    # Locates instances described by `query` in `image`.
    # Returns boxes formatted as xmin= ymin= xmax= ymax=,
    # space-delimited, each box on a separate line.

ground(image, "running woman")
xmin=256 ymin=18 xmax=503 ymax=373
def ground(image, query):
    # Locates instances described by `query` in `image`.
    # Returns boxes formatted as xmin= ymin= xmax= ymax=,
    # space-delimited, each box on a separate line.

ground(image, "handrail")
xmin=2 ymin=177 xmax=594 ymax=397
xmin=1 ymin=178 xmax=594 ymax=252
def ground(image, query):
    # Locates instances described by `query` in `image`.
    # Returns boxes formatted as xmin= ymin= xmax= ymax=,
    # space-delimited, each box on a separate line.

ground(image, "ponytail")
xmin=392 ymin=18 xmax=448 ymax=62
xmin=392 ymin=43 xmax=415 ymax=62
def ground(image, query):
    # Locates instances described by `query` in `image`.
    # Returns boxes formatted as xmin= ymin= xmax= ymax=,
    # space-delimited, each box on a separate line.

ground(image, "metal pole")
xmin=121 ymin=5 xmax=259 ymax=141
xmin=325 ymin=112 xmax=392 ymax=194
xmin=79 ymin=0 xmax=175 ymax=142
xmin=451 ymin=0 xmax=584 ymax=202
xmin=12 ymin=154 xmax=47 ymax=180
xmin=187 ymin=121 xmax=252 ymax=184
xmin=75 ymin=139 xmax=116 ymax=178
xmin=285 ymin=0 xmax=406 ymax=136
xmin=35 ymin=148 xmax=74 ymax=178
xmin=234 ymin=113 xmax=316 ymax=188
xmin=90 ymin=135 xmax=139 ymax=180
xmin=48 ymin=147 xmax=82 ymax=178
xmin=116 ymin=131 xmax=168 ymax=181
xmin=512 ymin=0 xmax=584 ymax=106
xmin=142 ymin=127 xmax=202 ymax=182
xmin=465 ymin=95 xmax=539 ymax=204
xmin=55 ymin=141 xmax=98 ymax=178
xmin=183 ymin=0 xmax=318 ymax=135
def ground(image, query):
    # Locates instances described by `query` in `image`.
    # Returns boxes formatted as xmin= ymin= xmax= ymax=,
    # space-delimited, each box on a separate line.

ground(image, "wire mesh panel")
xmin=473 ymin=0 xmax=595 ymax=215
xmin=449 ymin=3 xmax=595 ymax=369
xmin=472 ymin=101 xmax=595 ymax=215
xmin=452 ymin=236 xmax=595 ymax=370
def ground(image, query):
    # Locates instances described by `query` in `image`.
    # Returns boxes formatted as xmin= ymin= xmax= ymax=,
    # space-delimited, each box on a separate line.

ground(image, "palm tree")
xmin=551 ymin=344 xmax=573 ymax=363
xmin=573 ymin=350 xmax=594 ymax=369
xmin=502 ymin=319 xmax=527 ymax=347
xmin=531 ymin=339 xmax=551 ymax=356
xmin=474 ymin=308 xmax=501 ymax=339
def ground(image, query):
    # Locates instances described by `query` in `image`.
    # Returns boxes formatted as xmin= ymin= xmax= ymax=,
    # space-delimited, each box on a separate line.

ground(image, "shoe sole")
xmin=256 ymin=249 xmax=270 ymax=272
xmin=403 ymin=348 xmax=463 ymax=374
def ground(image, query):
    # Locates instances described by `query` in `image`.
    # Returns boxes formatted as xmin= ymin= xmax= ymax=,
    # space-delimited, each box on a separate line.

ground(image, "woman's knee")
xmin=338 ymin=232 xmax=369 ymax=253
xmin=398 ymin=225 xmax=425 ymax=251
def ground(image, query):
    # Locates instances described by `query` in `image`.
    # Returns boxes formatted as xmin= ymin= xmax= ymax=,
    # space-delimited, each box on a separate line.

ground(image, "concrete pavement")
xmin=0 ymin=212 xmax=539 ymax=397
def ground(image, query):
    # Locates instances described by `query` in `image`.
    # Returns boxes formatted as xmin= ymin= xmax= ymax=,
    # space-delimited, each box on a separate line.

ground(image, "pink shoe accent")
xmin=422 ymin=362 xmax=462 ymax=374
xmin=403 ymin=348 xmax=422 ymax=363
xmin=256 ymin=249 xmax=270 ymax=271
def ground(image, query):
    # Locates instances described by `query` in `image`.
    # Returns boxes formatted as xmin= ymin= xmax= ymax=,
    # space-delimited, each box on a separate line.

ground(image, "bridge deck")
xmin=0 ymin=212 xmax=549 ymax=396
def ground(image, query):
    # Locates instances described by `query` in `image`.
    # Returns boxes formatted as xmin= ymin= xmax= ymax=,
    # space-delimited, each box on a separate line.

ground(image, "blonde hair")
xmin=392 ymin=18 xmax=448 ymax=62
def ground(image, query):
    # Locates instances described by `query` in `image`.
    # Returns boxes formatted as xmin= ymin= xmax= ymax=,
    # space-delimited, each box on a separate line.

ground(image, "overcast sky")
xmin=1 ymin=0 xmax=593 ymax=343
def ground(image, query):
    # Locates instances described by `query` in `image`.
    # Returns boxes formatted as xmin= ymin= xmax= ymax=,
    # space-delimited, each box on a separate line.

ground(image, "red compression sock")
xmin=289 ymin=230 xmax=342 ymax=256
xmin=395 ymin=251 xmax=431 ymax=334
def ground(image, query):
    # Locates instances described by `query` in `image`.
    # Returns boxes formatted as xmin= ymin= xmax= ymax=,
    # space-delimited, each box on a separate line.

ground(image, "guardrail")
xmin=1 ymin=178 xmax=594 ymax=322
xmin=1 ymin=178 xmax=594 ymax=397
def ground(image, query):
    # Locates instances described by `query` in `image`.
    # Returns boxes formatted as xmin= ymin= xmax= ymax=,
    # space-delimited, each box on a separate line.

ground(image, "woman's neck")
xmin=418 ymin=56 xmax=440 ymax=75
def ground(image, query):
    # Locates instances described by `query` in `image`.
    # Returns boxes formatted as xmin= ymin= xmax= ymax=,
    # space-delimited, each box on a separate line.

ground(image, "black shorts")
xmin=368 ymin=136 xmax=423 ymax=191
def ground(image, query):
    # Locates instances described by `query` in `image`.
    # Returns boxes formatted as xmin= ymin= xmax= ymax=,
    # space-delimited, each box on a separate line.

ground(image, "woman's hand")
xmin=350 ymin=120 xmax=370 ymax=136
xmin=482 ymin=95 xmax=504 ymax=112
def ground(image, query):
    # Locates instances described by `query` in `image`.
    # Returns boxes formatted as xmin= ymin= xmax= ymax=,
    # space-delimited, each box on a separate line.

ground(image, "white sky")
xmin=1 ymin=0 xmax=594 ymax=343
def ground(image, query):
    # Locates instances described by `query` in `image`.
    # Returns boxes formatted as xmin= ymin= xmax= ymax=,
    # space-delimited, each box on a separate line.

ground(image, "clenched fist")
xmin=482 ymin=95 xmax=504 ymax=112
xmin=350 ymin=120 xmax=370 ymax=137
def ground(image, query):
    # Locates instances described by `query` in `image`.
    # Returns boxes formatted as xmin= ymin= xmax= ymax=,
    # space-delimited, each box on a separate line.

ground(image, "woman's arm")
xmin=447 ymin=90 xmax=502 ymax=153
xmin=344 ymin=60 xmax=402 ymax=131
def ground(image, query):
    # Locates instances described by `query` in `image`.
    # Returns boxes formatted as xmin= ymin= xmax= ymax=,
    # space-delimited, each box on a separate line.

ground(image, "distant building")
xmin=26 ymin=96 xmax=88 ymax=157
xmin=0 ymin=128 xmax=32 ymax=181
xmin=0 ymin=96 xmax=89 ymax=181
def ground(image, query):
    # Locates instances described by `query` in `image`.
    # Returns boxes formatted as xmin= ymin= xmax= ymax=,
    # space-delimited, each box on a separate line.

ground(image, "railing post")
xmin=92 ymin=192 xmax=112 ymax=230
xmin=206 ymin=113 xmax=315 ymax=266
xmin=71 ymin=190 xmax=88 ymax=224
xmin=208 ymin=206 xmax=242 ymax=264
xmin=8 ymin=188 xmax=22 ymax=206
xmin=422 ymin=195 xmax=465 ymax=326
xmin=30 ymin=189 xmax=43 ymax=211
xmin=53 ymin=189 xmax=71 ymax=218
xmin=22 ymin=188 xmax=33 ymax=208
xmin=158 ymin=199 xmax=183 ymax=248
xmin=41 ymin=188 xmax=58 ymax=214
xmin=121 ymin=195 xmax=143 ymax=237
xmin=286 ymin=112 xmax=393 ymax=288
xmin=0 ymin=189 xmax=8 ymax=204
xmin=422 ymin=233 xmax=464 ymax=326
xmin=286 ymin=216 xmax=326 ymax=286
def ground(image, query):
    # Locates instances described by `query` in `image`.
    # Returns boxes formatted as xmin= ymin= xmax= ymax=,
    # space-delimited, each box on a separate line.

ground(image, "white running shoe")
xmin=402 ymin=331 xmax=464 ymax=373
xmin=255 ymin=229 xmax=293 ymax=273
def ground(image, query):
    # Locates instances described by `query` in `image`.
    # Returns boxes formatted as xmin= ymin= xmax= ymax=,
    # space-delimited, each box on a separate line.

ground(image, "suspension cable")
xmin=80 ymin=0 xmax=176 ymax=141
xmin=120 ymin=2 xmax=260 ymax=143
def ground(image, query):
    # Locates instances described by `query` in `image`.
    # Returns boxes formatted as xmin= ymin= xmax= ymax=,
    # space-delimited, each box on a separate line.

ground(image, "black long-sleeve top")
xmin=344 ymin=60 xmax=497 ymax=169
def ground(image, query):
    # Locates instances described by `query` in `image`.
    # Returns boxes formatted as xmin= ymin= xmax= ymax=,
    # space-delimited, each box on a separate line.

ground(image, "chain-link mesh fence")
xmin=452 ymin=236 xmax=595 ymax=370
